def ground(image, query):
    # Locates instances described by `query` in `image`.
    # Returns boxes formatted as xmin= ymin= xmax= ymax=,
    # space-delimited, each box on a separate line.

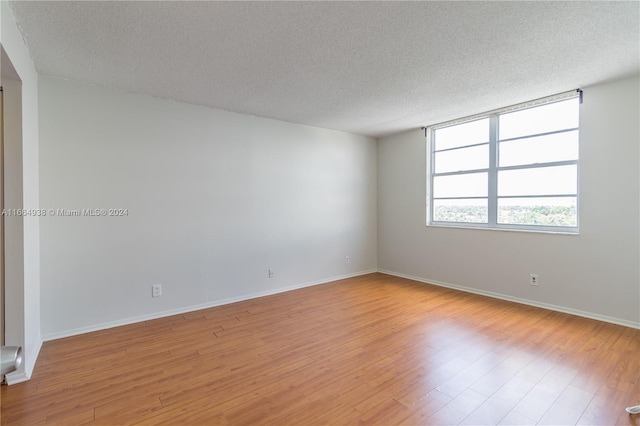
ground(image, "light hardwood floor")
xmin=1 ymin=273 xmax=639 ymax=425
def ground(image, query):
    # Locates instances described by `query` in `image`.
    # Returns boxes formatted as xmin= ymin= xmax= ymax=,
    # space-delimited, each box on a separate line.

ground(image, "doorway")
xmin=1 ymin=45 xmax=26 ymax=383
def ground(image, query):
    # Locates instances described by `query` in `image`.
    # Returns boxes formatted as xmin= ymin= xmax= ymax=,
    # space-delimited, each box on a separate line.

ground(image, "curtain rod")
xmin=422 ymin=88 xmax=582 ymax=133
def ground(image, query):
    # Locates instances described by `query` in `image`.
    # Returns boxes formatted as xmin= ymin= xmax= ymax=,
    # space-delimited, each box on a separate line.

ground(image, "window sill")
xmin=427 ymin=222 xmax=579 ymax=235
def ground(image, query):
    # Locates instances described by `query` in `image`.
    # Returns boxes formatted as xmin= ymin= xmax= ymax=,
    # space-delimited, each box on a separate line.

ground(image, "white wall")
xmin=378 ymin=74 xmax=640 ymax=327
xmin=39 ymin=76 xmax=377 ymax=339
xmin=1 ymin=2 xmax=42 ymax=383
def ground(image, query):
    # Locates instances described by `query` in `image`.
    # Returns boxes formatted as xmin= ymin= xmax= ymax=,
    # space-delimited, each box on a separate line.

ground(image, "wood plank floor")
xmin=2 ymin=273 xmax=639 ymax=425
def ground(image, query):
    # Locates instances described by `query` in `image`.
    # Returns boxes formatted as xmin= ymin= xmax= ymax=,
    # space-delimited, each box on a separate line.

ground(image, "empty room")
xmin=1 ymin=1 xmax=639 ymax=425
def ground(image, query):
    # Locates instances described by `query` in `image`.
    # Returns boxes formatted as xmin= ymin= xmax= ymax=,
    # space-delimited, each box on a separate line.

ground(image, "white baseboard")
xmin=5 ymin=371 xmax=29 ymax=385
xmin=378 ymin=269 xmax=640 ymax=330
xmin=42 ymin=269 xmax=378 ymax=342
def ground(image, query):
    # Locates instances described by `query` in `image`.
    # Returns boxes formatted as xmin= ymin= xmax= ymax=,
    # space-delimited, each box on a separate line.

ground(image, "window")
xmin=427 ymin=90 xmax=580 ymax=233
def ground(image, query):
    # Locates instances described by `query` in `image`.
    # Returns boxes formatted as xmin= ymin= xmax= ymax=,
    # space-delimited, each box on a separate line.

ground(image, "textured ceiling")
xmin=7 ymin=1 xmax=640 ymax=138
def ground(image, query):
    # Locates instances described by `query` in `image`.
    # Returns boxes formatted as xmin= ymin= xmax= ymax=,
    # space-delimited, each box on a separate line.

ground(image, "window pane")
xmin=433 ymin=172 xmax=488 ymax=198
xmin=498 ymin=165 xmax=577 ymax=196
xmin=434 ymin=199 xmax=488 ymax=223
xmin=499 ymin=98 xmax=579 ymax=140
xmin=435 ymin=144 xmax=489 ymax=173
xmin=434 ymin=118 xmax=489 ymax=151
xmin=498 ymin=197 xmax=577 ymax=227
xmin=499 ymin=130 xmax=578 ymax=167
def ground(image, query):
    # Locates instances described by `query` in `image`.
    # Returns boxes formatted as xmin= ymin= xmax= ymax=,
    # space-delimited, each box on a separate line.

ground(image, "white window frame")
xmin=426 ymin=90 xmax=580 ymax=234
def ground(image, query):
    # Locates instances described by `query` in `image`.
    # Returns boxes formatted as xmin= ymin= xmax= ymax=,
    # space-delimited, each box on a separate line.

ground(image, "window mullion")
xmin=488 ymin=115 xmax=498 ymax=226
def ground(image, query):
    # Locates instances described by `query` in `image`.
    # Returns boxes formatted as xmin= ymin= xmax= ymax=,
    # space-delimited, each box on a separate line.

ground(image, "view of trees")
xmin=434 ymin=206 xmax=487 ymax=223
xmin=435 ymin=205 xmax=577 ymax=227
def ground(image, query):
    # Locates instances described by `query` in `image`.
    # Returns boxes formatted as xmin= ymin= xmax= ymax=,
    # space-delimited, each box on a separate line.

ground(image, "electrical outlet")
xmin=345 ymin=256 xmax=350 ymax=264
xmin=529 ymin=274 xmax=539 ymax=286
xmin=268 ymin=268 xmax=275 ymax=278
xmin=152 ymin=284 xmax=162 ymax=297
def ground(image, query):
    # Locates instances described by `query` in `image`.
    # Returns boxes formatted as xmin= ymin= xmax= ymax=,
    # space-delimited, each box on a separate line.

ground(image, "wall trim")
xmin=378 ymin=269 xmax=640 ymax=330
xmin=42 ymin=270 xmax=378 ymax=342
xmin=5 ymin=371 xmax=29 ymax=385
xmin=20 ymin=337 xmax=43 ymax=383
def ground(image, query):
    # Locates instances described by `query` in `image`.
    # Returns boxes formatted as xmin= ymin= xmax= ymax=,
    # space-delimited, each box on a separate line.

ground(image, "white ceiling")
xmin=8 ymin=1 xmax=640 ymax=138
